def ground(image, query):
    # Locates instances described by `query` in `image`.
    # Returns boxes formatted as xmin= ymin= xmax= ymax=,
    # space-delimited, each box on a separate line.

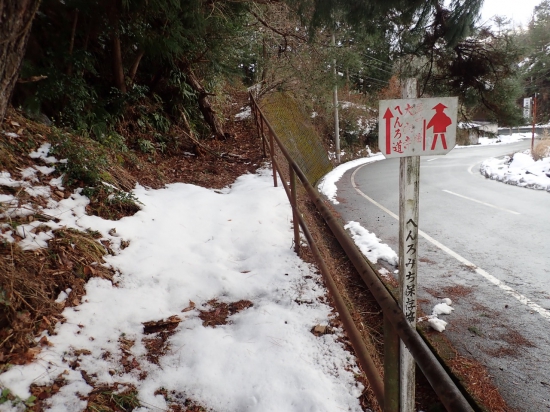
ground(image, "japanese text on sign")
xmin=379 ymin=97 xmax=458 ymax=158
xmin=403 ymin=218 xmax=418 ymax=323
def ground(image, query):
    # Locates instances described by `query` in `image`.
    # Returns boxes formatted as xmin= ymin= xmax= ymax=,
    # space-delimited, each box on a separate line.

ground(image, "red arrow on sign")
xmin=383 ymin=108 xmax=393 ymax=155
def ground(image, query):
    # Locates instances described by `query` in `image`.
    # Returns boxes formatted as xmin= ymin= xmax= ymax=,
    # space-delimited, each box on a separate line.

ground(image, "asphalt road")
xmin=331 ymin=140 xmax=550 ymax=411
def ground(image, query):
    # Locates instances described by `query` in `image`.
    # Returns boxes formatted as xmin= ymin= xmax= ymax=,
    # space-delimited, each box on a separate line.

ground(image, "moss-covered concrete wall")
xmin=260 ymin=92 xmax=332 ymax=185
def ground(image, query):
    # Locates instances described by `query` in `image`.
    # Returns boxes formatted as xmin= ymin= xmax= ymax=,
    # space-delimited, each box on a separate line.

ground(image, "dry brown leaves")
xmin=27 ymin=375 xmax=67 ymax=411
xmin=198 ymin=300 xmax=253 ymax=328
xmin=425 ymin=284 xmax=475 ymax=301
xmin=449 ymin=354 xmax=516 ymax=412
xmin=0 ymin=229 xmax=114 ymax=365
xmin=154 ymin=388 xmax=210 ymax=412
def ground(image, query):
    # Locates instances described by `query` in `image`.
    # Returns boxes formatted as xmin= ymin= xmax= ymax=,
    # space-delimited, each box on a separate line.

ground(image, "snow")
xmin=417 ymin=299 xmax=455 ymax=333
xmin=0 ymin=146 xmax=364 ymax=411
xmin=344 ymin=221 xmax=398 ymax=266
xmin=234 ymin=106 xmax=251 ymax=120
xmin=480 ymin=149 xmax=550 ymax=192
xmin=317 ymin=151 xmax=384 ymax=204
xmin=432 ymin=302 xmax=454 ymax=316
xmin=29 ymin=143 xmax=59 ymax=164
xmin=455 ymin=132 xmax=532 ymax=148
xmin=427 ymin=318 xmax=447 ymax=332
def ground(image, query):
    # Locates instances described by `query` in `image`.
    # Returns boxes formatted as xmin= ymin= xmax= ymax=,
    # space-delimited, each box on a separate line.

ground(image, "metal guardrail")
xmin=250 ymin=92 xmax=475 ymax=412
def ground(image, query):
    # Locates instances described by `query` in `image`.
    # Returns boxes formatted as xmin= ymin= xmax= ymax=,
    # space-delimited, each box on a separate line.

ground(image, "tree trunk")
xmin=66 ymin=8 xmax=79 ymax=76
xmin=0 ymin=0 xmax=41 ymax=123
xmin=261 ymin=37 xmax=268 ymax=82
xmin=128 ymin=50 xmax=145 ymax=84
xmin=184 ymin=68 xmax=225 ymax=139
xmin=108 ymin=1 xmax=126 ymax=94
xmin=111 ymin=31 xmax=126 ymax=93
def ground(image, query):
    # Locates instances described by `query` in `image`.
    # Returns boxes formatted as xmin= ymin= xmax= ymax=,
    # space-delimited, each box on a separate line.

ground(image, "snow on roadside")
xmin=455 ymin=132 xmax=531 ymax=148
xmin=419 ymin=298 xmax=454 ymax=333
xmin=344 ymin=221 xmax=397 ymax=266
xmin=318 ymin=151 xmax=384 ymax=204
xmin=480 ymin=151 xmax=550 ymax=192
xmin=0 ymin=146 xmax=364 ymax=411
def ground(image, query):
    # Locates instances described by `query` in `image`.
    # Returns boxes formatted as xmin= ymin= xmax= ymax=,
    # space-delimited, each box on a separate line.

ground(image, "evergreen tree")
xmin=13 ymin=0 xmax=249 ymax=138
xmin=522 ymin=0 xmax=550 ymax=122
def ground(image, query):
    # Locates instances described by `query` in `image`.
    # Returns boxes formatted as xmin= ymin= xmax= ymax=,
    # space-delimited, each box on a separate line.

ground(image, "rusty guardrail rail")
xmin=250 ymin=92 xmax=474 ymax=412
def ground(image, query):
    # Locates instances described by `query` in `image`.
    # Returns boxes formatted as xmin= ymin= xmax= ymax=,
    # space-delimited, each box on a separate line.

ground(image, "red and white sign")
xmin=378 ymin=97 xmax=458 ymax=158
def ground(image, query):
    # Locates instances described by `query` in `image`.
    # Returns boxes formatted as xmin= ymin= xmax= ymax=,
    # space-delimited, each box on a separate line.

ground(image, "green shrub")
xmin=49 ymin=130 xmax=110 ymax=187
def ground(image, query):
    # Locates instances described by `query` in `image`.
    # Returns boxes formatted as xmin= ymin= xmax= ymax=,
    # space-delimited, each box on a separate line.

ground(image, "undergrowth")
xmin=0 ymin=228 xmax=113 ymax=366
xmin=533 ymin=130 xmax=550 ymax=161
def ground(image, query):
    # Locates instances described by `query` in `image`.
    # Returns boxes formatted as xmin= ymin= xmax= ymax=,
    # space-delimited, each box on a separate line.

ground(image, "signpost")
xmin=379 ymin=96 xmax=457 ymax=158
xmin=379 ymin=81 xmax=458 ymax=412
xmin=523 ymin=97 xmax=532 ymax=120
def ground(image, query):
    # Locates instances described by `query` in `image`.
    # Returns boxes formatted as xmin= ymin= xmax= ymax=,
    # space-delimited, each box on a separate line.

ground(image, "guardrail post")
xmin=384 ymin=313 xmax=400 ymax=412
xmin=289 ymin=165 xmax=300 ymax=255
xmin=250 ymin=92 xmax=267 ymax=157
xmin=269 ymin=129 xmax=277 ymax=187
xmin=260 ymin=111 xmax=267 ymax=157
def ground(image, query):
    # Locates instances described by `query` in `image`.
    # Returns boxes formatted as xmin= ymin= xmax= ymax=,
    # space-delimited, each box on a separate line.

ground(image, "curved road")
xmin=332 ymin=140 xmax=550 ymax=411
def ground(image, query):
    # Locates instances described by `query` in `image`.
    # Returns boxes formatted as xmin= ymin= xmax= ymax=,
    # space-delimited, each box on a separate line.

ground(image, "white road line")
xmin=350 ymin=163 xmax=550 ymax=321
xmin=426 ymin=157 xmax=439 ymax=162
xmin=467 ymin=163 xmax=477 ymax=175
xmin=442 ymin=189 xmax=520 ymax=215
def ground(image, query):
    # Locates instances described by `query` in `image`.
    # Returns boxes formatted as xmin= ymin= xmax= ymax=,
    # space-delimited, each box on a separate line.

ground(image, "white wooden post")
xmin=399 ymin=78 xmax=419 ymax=412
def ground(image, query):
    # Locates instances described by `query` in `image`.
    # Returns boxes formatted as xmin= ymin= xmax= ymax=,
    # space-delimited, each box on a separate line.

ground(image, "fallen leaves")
xmin=142 ymin=315 xmax=182 ymax=335
xmin=198 ymin=300 xmax=253 ymax=328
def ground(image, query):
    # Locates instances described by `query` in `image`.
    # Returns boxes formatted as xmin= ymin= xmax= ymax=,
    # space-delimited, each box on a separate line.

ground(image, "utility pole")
xmin=332 ymin=33 xmax=340 ymax=164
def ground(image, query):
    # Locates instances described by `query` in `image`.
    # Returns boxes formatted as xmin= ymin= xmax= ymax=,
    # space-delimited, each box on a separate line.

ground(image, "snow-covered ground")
xmin=0 ymin=145 xmax=364 ymax=411
xmin=480 ymin=137 xmax=550 ymax=192
xmin=456 ymin=132 xmax=532 ymax=148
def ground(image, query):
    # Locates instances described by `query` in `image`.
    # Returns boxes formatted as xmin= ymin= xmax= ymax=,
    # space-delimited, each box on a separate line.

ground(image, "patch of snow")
xmin=29 ymin=143 xmax=59 ymax=164
xmin=0 ymin=194 xmax=15 ymax=203
xmin=0 ymin=172 xmax=28 ymax=188
xmin=318 ymin=153 xmax=384 ymax=204
xmin=55 ymin=289 xmax=72 ymax=304
xmin=25 ymin=185 xmax=51 ymax=198
xmin=432 ymin=302 xmax=454 ymax=316
xmin=49 ymin=175 xmax=65 ymax=190
xmin=428 ymin=317 xmax=447 ymax=332
xmin=34 ymin=165 xmax=56 ymax=175
xmin=344 ymin=221 xmax=398 ymax=266
xmin=419 ymin=298 xmax=455 ymax=333
xmin=456 ymin=133 xmax=531 ymax=148
xmin=20 ymin=167 xmax=38 ymax=181
xmin=341 ymin=101 xmax=367 ymax=110
xmin=480 ymin=151 xmax=550 ymax=192
xmin=235 ymin=106 xmax=251 ymax=120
